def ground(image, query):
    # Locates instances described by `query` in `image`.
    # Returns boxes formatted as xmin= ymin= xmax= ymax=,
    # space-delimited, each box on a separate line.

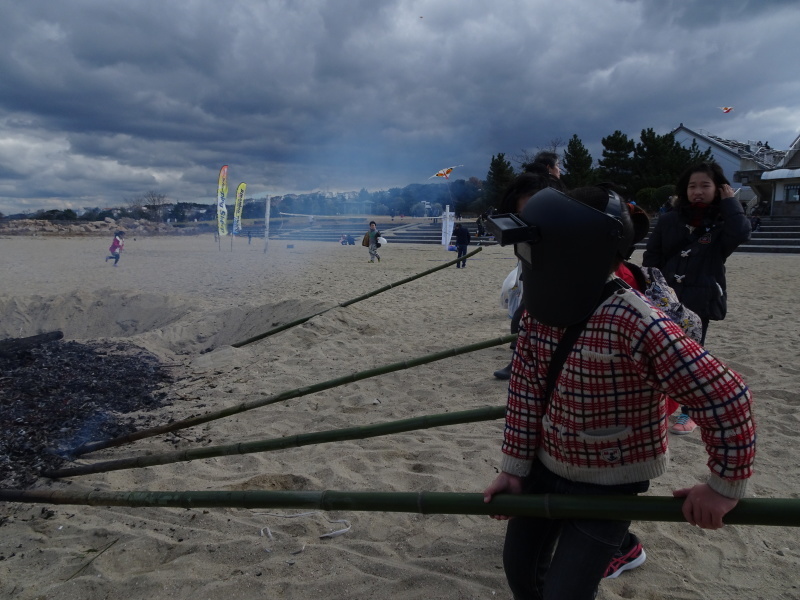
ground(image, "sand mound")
xmin=0 ymin=290 xmax=330 ymax=358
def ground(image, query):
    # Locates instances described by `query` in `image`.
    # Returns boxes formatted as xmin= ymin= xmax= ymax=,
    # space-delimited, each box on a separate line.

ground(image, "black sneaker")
xmin=604 ymin=535 xmax=646 ymax=579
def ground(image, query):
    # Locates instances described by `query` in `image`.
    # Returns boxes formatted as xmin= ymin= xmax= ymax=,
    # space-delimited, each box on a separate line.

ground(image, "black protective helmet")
xmin=513 ymin=187 xmax=634 ymax=327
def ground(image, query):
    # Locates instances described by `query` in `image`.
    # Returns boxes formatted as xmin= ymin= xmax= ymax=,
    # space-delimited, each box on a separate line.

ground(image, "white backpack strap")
xmin=617 ymin=288 xmax=658 ymax=320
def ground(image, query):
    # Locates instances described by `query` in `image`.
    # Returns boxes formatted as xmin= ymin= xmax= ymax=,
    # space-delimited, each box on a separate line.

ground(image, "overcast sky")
xmin=1 ymin=0 xmax=799 ymax=215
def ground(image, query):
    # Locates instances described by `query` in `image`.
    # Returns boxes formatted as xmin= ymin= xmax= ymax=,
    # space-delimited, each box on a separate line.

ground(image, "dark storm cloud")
xmin=631 ymin=0 xmax=800 ymax=28
xmin=0 ymin=0 xmax=798 ymax=214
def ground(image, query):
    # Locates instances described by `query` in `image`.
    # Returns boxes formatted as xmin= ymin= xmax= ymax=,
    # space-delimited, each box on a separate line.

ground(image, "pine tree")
xmin=561 ymin=134 xmax=595 ymax=188
xmin=686 ymin=139 xmax=714 ymax=164
xmin=484 ymin=153 xmax=516 ymax=211
xmin=631 ymin=129 xmax=714 ymax=193
xmin=597 ymin=130 xmax=634 ymax=190
xmin=632 ymin=128 xmax=678 ymax=191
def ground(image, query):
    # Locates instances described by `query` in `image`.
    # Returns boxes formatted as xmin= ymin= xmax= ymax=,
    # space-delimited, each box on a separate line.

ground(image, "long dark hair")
xmin=525 ymin=151 xmax=559 ymax=172
xmin=498 ymin=172 xmax=554 ymax=214
xmin=521 ymin=152 xmax=564 ymax=193
xmin=675 ymin=162 xmax=730 ymax=210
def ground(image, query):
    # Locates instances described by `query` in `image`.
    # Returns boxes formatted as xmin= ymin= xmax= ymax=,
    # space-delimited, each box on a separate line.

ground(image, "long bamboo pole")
xmin=232 ymin=246 xmax=483 ymax=347
xmin=73 ymin=333 xmax=516 ymax=457
xmin=45 ymin=406 xmax=506 ymax=478
xmin=1 ymin=489 xmax=797 ymax=527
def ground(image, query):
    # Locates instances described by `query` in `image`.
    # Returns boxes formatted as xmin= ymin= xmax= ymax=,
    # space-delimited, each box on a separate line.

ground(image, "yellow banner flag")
xmin=217 ymin=165 xmax=229 ymax=236
xmin=233 ymin=182 xmax=246 ymax=234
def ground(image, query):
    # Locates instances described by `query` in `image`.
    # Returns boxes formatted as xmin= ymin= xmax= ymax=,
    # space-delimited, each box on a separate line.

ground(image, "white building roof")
xmin=761 ymin=169 xmax=800 ymax=180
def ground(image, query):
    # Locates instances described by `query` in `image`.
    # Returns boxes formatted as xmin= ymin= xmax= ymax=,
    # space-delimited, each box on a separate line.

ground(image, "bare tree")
xmin=143 ymin=191 xmax=169 ymax=222
xmin=124 ymin=191 xmax=169 ymax=221
xmin=124 ymin=195 xmax=147 ymax=219
xmin=541 ymin=137 xmax=565 ymax=155
xmin=513 ymin=138 xmax=566 ymax=169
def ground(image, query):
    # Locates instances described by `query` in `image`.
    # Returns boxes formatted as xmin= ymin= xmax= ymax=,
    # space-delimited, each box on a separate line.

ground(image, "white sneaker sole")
xmin=605 ymin=548 xmax=646 ymax=579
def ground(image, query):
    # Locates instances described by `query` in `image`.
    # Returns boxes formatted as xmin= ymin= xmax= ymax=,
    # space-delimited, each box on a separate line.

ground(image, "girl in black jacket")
xmin=643 ymin=161 xmax=750 ymax=434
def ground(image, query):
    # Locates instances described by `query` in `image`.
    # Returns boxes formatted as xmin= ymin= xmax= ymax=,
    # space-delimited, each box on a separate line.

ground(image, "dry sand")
xmin=0 ymin=233 xmax=798 ymax=600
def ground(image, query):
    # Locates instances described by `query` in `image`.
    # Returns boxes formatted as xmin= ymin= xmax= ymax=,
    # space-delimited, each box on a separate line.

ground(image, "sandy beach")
xmin=1 ymin=233 xmax=798 ymax=600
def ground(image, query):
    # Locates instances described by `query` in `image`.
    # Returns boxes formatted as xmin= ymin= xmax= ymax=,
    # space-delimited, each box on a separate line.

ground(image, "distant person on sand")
xmin=476 ymin=215 xmax=486 ymax=237
xmin=452 ymin=223 xmax=471 ymax=268
xmin=362 ymin=221 xmax=381 ymax=263
xmin=105 ymin=231 xmax=125 ymax=266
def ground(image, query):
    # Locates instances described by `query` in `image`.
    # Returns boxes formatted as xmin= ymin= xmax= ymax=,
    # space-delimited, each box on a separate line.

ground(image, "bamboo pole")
xmin=232 ymin=246 xmax=484 ymax=347
xmin=45 ymin=406 xmax=506 ymax=478
xmin=1 ymin=489 xmax=797 ymax=527
xmin=73 ymin=333 xmax=516 ymax=456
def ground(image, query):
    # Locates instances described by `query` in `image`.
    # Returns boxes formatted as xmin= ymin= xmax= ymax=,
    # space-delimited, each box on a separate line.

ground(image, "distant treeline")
xmin=3 ymin=127 xmax=716 ymax=222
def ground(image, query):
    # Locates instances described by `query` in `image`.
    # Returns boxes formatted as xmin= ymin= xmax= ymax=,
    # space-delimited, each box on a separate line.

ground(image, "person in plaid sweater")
xmin=482 ymin=186 xmax=755 ymax=600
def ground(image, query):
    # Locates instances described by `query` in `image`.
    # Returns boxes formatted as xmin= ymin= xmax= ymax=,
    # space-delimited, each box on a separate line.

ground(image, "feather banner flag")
xmin=233 ymin=182 xmax=246 ymax=234
xmin=429 ymin=165 xmax=463 ymax=180
xmin=217 ymin=165 xmax=229 ymax=236
xmin=441 ymin=204 xmax=455 ymax=246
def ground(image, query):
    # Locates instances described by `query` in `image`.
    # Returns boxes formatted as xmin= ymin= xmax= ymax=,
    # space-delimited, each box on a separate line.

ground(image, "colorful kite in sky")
xmin=718 ymin=107 xmax=734 ymax=113
xmin=429 ymin=165 xmax=463 ymax=179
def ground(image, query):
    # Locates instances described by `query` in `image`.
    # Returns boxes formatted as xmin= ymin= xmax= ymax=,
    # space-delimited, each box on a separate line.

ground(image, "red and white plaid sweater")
xmin=500 ymin=286 xmax=755 ymax=499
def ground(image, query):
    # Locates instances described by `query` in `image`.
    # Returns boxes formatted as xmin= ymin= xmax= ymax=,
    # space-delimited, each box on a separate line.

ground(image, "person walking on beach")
xmin=105 ymin=231 xmax=125 ymax=266
xmin=362 ymin=221 xmax=381 ymax=263
xmin=482 ymin=186 xmax=755 ymax=600
xmin=643 ymin=162 xmax=750 ymax=435
xmin=452 ymin=223 xmax=471 ymax=268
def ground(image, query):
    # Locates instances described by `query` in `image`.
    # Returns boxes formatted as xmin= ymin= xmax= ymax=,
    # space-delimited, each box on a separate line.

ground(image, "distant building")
xmin=734 ymin=133 xmax=800 ymax=218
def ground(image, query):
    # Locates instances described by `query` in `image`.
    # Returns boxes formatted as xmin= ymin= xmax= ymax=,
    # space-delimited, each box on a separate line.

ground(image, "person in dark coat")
xmin=643 ymin=161 xmax=750 ymax=434
xmin=452 ymin=223 xmax=471 ymax=268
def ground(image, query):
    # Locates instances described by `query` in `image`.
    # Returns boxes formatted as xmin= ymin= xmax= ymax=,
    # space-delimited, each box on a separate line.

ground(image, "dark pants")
xmin=503 ymin=461 xmax=649 ymax=600
xmin=456 ymin=244 xmax=468 ymax=267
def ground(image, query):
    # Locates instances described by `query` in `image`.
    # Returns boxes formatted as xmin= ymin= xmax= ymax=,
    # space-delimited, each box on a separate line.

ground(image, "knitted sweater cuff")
xmin=500 ymin=455 xmax=533 ymax=478
xmin=707 ymin=474 xmax=749 ymax=499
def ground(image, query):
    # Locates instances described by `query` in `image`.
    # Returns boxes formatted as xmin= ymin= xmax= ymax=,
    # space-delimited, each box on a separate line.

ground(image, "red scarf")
xmin=615 ymin=263 xmax=640 ymax=291
xmin=688 ymin=203 xmax=711 ymax=227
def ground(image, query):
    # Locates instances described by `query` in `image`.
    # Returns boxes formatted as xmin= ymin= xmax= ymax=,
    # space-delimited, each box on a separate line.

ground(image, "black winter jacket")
xmin=642 ymin=197 xmax=750 ymax=321
xmin=453 ymin=226 xmax=471 ymax=246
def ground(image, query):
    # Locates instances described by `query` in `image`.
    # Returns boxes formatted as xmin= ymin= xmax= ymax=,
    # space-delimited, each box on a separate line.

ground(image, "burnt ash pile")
xmin=0 ymin=337 xmax=174 ymax=488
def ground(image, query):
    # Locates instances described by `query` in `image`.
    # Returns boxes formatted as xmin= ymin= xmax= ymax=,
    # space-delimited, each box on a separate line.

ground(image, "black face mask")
xmin=502 ymin=188 xmax=633 ymax=327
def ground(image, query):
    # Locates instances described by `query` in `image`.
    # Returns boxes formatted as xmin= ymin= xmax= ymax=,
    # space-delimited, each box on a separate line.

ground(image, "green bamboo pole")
xmin=232 ymin=246 xmax=483 ymax=347
xmin=46 ymin=406 xmax=506 ymax=478
xmin=73 ymin=333 xmax=516 ymax=457
xmin=0 ymin=489 xmax=797 ymax=527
